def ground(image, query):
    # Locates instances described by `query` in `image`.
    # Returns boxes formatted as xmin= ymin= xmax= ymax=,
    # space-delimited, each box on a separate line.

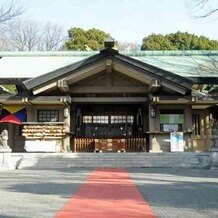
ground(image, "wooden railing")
xmin=74 ymin=138 xmax=95 ymax=152
xmin=74 ymin=138 xmax=146 ymax=152
xmin=125 ymin=138 xmax=146 ymax=152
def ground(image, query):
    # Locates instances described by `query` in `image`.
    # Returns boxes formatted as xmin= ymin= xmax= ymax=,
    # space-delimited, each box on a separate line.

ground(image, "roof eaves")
xmin=189 ymin=77 xmax=218 ymax=84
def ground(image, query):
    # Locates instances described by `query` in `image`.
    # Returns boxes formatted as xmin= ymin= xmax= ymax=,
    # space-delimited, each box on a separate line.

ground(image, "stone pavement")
xmin=0 ymin=168 xmax=217 ymax=218
xmin=0 ymin=168 xmax=91 ymax=218
xmin=129 ymin=168 xmax=218 ymax=218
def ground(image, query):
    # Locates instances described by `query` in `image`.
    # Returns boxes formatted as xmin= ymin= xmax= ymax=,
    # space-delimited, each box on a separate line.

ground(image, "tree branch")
xmin=0 ymin=0 xmax=24 ymax=24
xmin=197 ymin=8 xmax=218 ymax=17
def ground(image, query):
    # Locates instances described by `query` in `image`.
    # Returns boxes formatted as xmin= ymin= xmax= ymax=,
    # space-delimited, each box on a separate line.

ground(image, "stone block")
xmin=0 ymin=149 xmax=12 ymax=169
xmin=210 ymin=147 xmax=218 ymax=169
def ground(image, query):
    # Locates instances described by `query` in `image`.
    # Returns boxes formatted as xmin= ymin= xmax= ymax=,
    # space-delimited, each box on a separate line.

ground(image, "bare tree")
xmin=0 ymin=0 xmax=24 ymax=24
xmin=0 ymin=2 xmax=66 ymax=51
xmin=40 ymin=22 xmax=66 ymax=51
xmin=0 ymin=35 xmax=11 ymax=50
xmin=7 ymin=20 xmax=42 ymax=51
xmin=4 ymin=20 xmax=66 ymax=51
xmin=186 ymin=0 xmax=218 ymax=18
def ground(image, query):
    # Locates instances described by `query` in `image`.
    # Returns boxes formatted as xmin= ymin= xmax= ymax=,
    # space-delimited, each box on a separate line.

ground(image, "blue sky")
xmin=22 ymin=0 xmax=217 ymax=43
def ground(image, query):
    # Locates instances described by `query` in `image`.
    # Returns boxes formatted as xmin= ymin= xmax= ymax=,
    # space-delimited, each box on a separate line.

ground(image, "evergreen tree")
xmin=65 ymin=27 xmax=111 ymax=51
xmin=141 ymin=32 xmax=218 ymax=50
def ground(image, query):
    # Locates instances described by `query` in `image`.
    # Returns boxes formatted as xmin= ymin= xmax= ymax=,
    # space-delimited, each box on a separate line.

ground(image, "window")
xmin=192 ymin=114 xmax=200 ymax=135
xmin=93 ymin=116 xmax=109 ymax=124
xmin=111 ymin=115 xmax=134 ymax=124
xmin=82 ymin=115 xmax=134 ymax=137
xmin=37 ymin=110 xmax=59 ymax=122
xmin=127 ymin=116 xmax=134 ymax=124
xmin=83 ymin=116 xmax=92 ymax=123
xmin=111 ymin=116 xmax=126 ymax=124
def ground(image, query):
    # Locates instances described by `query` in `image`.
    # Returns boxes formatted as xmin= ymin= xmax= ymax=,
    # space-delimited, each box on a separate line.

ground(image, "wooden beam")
xmin=150 ymin=96 xmax=160 ymax=105
xmin=32 ymin=60 xmax=107 ymax=94
xmin=106 ymin=59 xmax=113 ymax=74
xmin=113 ymin=61 xmax=188 ymax=95
xmin=150 ymin=95 xmax=193 ymax=105
xmin=72 ymin=97 xmax=147 ymax=103
xmin=106 ymin=60 xmax=113 ymax=87
xmin=57 ymin=78 xmax=70 ymax=92
xmin=60 ymin=96 xmax=72 ymax=105
xmin=33 ymin=82 xmax=57 ymax=95
xmin=192 ymin=105 xmax=211 ymax=109
xmin=22 ymin=97 xmax=32 ymax=106
xmin=67 ymin=60 xmax=107 ymax=84
xmin=157 ymin=100 xmax=190 ymax=105
xmin=113 ymin=63 xmax=151 ymax=84
xmin=149 ymin=79 xmax=161 ymax=93
xmin=70 ymin=86 xmax=148 ymax=93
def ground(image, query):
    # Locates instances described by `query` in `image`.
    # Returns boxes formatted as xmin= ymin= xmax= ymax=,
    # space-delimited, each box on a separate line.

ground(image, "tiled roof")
xmin=128 ymin=50 xmax=218 ymax=78
xmin=0 ymin=50 xmax=218 ymax=79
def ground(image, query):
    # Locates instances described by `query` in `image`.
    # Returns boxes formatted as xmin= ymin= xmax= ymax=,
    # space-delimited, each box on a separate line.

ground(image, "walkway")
xmin=1 ymin=168 xmax=217 ymax=218
xmin=56 ymin=168 xmax=156 ymax=218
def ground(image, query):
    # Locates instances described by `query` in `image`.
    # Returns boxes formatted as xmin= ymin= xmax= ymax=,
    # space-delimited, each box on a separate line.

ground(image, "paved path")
xmin=0 ymin=168 xmax=217 ymax=218
xmin=56 ymin=168 xmax=155 ymax=218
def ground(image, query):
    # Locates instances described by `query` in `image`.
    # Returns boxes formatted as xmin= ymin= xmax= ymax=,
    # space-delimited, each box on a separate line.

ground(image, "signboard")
xmin=170 ymin=132 xmax=184 ymax=152
xmin=163 ymin=124 xmax=178 ymax=132
xmin=160 ymin=114 xmax=184 ymax=124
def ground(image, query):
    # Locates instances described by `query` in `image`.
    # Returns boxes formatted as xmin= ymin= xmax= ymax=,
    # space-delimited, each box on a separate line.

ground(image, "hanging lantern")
xmin=150 ymin=107 xmax=156 ymax=118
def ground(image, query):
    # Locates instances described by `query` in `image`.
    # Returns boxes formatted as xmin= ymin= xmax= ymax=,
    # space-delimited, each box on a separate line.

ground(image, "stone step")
xmin=16 ymin=152 xmax=209 ymax=170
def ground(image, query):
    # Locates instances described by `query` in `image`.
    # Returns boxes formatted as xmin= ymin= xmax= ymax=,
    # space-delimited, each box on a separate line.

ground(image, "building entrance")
xmin=73 ymin=104 xmax=148 ymax=152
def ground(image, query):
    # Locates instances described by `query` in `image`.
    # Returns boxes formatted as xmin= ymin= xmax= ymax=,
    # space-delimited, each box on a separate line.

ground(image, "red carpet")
xmin=56 ymin=168 xmax=156 ymax=218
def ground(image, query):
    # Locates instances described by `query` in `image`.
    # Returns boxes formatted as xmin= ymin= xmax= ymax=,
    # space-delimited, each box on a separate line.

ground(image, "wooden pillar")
xmin=63 ymin=106 xmax=71 ymax=152
xmin=148 ymin=104 xmax=160 ymax=151
xmin=184 ymin=105 xmax=192 ymax=150
xmin=205 ymin=113 xmax=211 ymax=148
xmin=70 ymin=104 xmax=76 ymax=152
xmin=26 ymin=105 xmax=34 ymax=122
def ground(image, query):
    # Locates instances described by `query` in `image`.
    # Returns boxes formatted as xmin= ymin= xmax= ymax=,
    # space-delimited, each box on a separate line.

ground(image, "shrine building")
xmin=0 ymin=39 xmax=218 ymax=153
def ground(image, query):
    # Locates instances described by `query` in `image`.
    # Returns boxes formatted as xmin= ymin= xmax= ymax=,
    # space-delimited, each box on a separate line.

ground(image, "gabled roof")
xmin=22 ymin=48 xmax=192 ymax=95
xmin=0 ymin=50 xmax=218 ymax=80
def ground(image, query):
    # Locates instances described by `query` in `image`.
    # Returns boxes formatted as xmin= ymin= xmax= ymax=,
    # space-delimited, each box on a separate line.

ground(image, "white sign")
xmin=163 ymin=124 xmax=178 ymax=132
xmin=24 ymin=140 xmax=57 ymax=152
xmin=170 ymin=132 xmax=184 ymax=152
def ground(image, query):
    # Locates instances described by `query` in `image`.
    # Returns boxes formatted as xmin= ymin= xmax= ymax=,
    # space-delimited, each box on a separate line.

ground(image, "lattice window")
xmin=37 ymin=110 xmax=59 ymax=122
xmin=83 ymin=116 xmax=92 ymax=123
xmin=93 ymin=116 xmax=109 ymax=124
xmin=111 ymin=115 xmax=134 ymax=124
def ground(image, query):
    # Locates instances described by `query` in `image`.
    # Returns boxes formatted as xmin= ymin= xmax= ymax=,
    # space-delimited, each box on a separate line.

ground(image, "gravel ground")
xmin=129 ymin=168 xmax=218 ymax=218
xmin=0 ymin=168 xmax=217 ymax=218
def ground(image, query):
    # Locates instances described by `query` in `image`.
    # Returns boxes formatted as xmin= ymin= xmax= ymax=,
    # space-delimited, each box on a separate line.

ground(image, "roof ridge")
xmin=0 ymin=50 xmax=218 ymax=57
xmin=121 ymin=50 xmax=218 ymax=56
xmin=0 ymin=51 xmax=98 ymax=57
